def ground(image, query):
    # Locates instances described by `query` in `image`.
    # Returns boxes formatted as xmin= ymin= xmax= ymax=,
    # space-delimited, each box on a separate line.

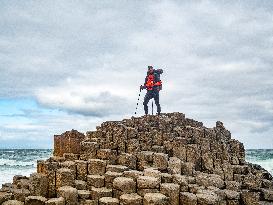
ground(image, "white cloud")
xmin=35 ymin=82 xmax=131 ymax=117
xmin=0 ymin=0 xmax=273 ymax=148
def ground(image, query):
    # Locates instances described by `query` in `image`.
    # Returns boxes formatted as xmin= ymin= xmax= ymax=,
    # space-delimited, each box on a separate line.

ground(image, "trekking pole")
xmin=134 ymin=87 xmax=142 ymax=115
xmin=152 ymin=100 xmax=154 ymax=115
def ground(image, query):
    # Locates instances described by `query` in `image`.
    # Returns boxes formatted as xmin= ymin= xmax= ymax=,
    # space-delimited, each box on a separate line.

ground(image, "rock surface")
xmin=45 ymin=197 xmax=65 ymax=205
xmin=1 ymin=112 xmax=273 ymax=204
xmin=2 ymin=200 xmax=24 ymax=205
xmin=25 ymin=195 xmax=47 ymax=205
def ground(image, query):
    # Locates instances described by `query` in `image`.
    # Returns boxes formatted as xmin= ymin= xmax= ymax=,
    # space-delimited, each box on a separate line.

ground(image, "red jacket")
xmin=144 ymin=70 xmax=162 ymax=91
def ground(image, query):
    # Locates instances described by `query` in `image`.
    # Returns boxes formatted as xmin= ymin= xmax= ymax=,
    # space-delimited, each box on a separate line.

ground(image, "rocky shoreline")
xmin=0 ymin=112 xmax=273 ymax=204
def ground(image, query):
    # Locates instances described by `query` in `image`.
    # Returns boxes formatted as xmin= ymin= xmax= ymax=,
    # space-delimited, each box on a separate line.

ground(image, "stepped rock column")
xmin=29 ymin=173 xmax=48 ymax=197
xmin=113 ymin=177 xmax=136 ymax=198
xmin=57 ymin=186 xmax=78 ymax=205
xmin=56 ymin=169 xmax=75 ymax=189
xmin=160 ymin=183 xmax=180 ymax=205
xmin=54 ymin=130 xmax=85 ymax=157
xmin=143 ymin=193 xmax=168 ymax=205
xmin=25 ymin=196 xmax=47 ymax=205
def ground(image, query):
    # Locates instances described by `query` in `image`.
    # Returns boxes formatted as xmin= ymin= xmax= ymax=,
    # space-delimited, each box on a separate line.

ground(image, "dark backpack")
xmin=155 ymin=69 xmax=163 ymax=90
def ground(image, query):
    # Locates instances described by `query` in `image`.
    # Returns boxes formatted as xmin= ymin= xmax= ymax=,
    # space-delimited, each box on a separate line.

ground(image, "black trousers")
xmin=143 ymin=90 xmax=161 ymax=115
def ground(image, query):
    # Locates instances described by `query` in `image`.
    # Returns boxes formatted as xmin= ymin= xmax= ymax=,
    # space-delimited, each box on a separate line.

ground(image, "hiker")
xmin=140 ymin=66 xmax=163 ymax=115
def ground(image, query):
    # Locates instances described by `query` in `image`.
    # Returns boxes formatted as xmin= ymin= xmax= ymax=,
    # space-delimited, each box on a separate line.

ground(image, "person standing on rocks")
xmin=140 ymin=66 xmax=163 ymax=115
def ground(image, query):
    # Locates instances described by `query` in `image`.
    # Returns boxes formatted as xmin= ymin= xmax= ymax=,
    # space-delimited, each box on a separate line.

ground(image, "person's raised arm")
xmin=140 ymin=75 xmax=148 ymax=91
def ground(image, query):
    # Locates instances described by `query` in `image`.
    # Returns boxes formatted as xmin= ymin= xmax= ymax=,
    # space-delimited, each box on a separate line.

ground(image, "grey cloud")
xmin=1 ymin=0 xmax=273 ymax=148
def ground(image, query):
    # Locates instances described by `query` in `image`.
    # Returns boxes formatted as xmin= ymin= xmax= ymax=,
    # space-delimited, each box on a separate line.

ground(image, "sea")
xmin=0 ymin=149 xmax=273 ymax=186
xmin=0 ymin=149 xmax=52 ymax=185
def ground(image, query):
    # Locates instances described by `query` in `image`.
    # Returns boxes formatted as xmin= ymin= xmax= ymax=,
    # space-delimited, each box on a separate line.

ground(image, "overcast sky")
xmin=0 ymin=0 xmax=273 ymax=149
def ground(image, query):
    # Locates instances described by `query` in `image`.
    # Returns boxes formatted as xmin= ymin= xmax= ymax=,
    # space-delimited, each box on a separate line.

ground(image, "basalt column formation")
xmin=1 ymin=112 xmax=273 ymax=205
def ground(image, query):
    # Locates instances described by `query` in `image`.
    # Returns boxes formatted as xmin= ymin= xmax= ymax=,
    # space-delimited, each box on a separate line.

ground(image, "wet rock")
xmin=13 ymin=176 xmax=28 ymax=185
xmin=1 ymin=183 xmax=14 ymax=192
xmin=0 ymin=192 xmax=14 ymax=204
xmin=17 ymin=179 xmax=30 ymax=189
xmin=262 ymin=189 xmax=273 ymax=201
xmin=12 ymin=188 xmax=31 ymax=202
xmin=262 ymin=179 xmax=273 ymax=189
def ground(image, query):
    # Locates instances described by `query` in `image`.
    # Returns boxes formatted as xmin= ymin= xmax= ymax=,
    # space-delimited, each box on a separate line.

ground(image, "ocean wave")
xmin=246 ymin=149 xmax=273 ymax=161
xmin=0 ymin=167 xmax=36 ymax=185
xmin=0 ymin=149 xmax=52 ymax=185
xmin=2 ymin=150 xmax=15 ymax=153
xmin=247 ymin=158 xmax=273 ymax=174
xmin=0 ymin=158 xmax=35 ymax=167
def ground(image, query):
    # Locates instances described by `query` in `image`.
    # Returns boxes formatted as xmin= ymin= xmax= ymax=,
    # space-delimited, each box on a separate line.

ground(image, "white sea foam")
xmin=0 ymin=167 xmax=36 ymax=185
xmin=0 ymin=149 xmax=52 ymax=186
xmin=0 ymin=158 xmax=35 ymax=167
xmin=3 ymin=150 xmax=15 ymax=153
xmin=247 ymin=158 xmax=273 ymax=174
xmin=0 ymin=149 xmax=272 ymax=187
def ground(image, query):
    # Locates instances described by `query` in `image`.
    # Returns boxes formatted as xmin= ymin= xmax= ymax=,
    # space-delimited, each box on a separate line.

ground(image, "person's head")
xmin=148 ymin=65 xmax=154 ymax=74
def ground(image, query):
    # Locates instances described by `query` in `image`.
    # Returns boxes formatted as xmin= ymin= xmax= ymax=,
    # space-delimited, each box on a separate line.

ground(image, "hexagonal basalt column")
xmin=143 ymin=193 xmax=168 ymax=205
